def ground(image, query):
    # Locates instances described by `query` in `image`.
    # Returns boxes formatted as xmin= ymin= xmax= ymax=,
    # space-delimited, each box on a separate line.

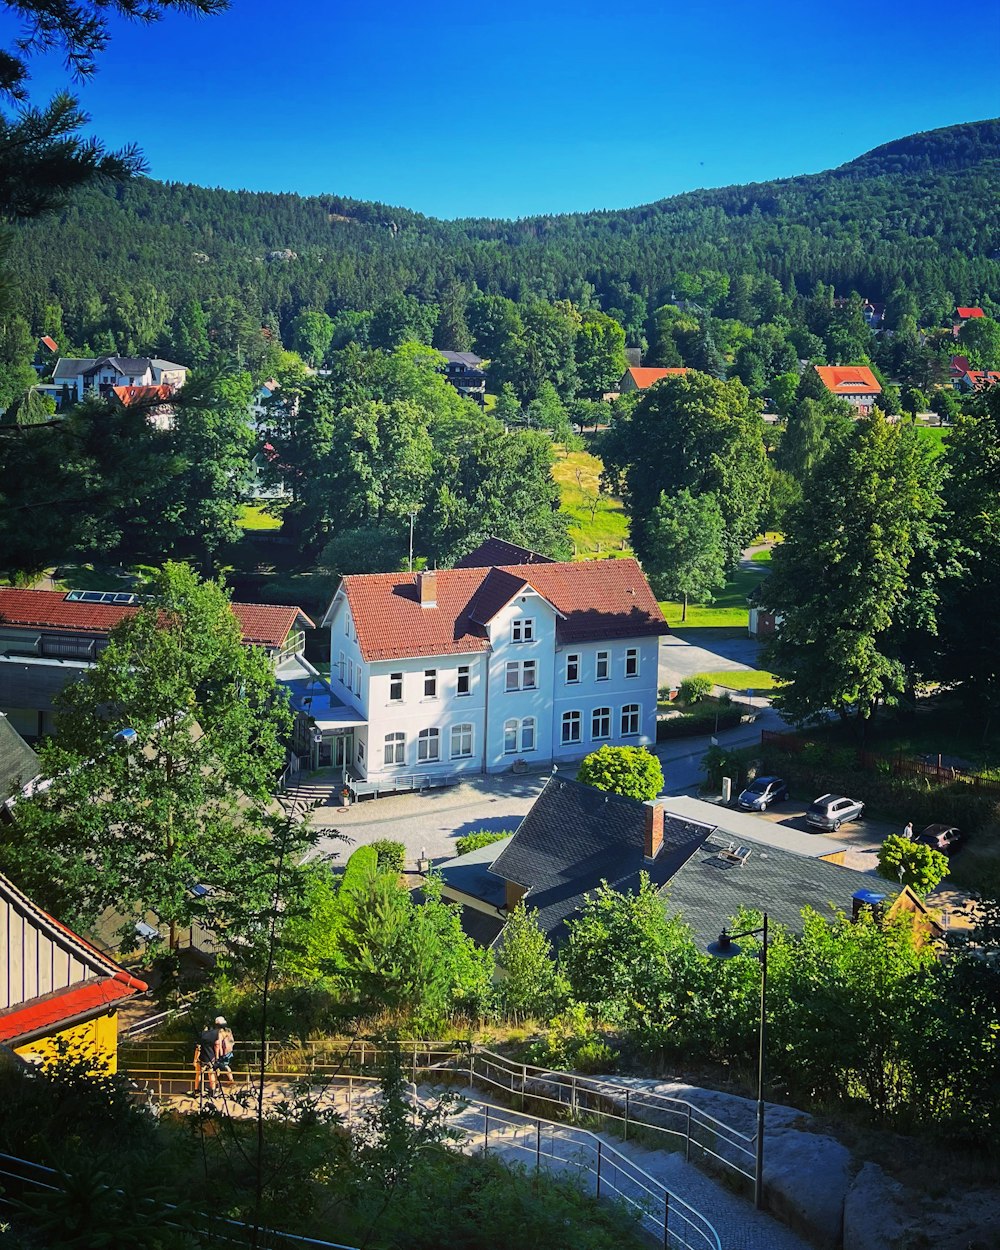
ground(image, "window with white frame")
xmin=621 ymin=703 xmax=640 ymax=736
xmin=504 ymin=717 xmax=536 ymax=754
xmin=384 ymin=732 xmax=405 ymax=765
xmin=596 ymin=650 xmax=610 ymax=681
xmin=356 ymin=738 xmax=365 ymax=762
xmin=424 ymin=669 xmax=437 ymax=698
xmin=338 ymin=651 xmax=345 ymax=682
xmin=344 ymin=613 xmax=349 ymax=636
xmin=511 ymin=618 xmax=534 ymax=643
xmin=354 ymin=664 xmax=362 ymax=696
xmin=592 ymin=707 xmax=611 ymax=740
xmin=457 ymin=665 xmax=470 ymax=696
xmin=561 ymin=711 xmax=582 ymax=745
xmin=522 ymin=660 xmax=537 ymax=689
xmin=417 ymin=728 xmax=440 ymax=762
xmin=625 ymin=647 xmax=639 ymax=678
xmin=450 ymin=723 xmax=473 ymax=759
xmin=566 ymin=653 xmax=580 ymax=684
xmin=389 ymin=672 xmax=403 ymax=701
xmin=346 ymin=658 xmax=353 ymax=689
xmin=506 ymin=660 xmax=537 ymax=691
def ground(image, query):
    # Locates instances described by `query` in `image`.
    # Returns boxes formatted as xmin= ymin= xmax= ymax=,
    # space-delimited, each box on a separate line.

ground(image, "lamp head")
xmin=707 ymin=929 xmax=743 ymax=959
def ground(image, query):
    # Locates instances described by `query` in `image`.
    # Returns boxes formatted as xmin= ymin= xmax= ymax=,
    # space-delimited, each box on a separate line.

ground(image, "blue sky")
xmin=18 ymin=0 xmax=1000 ymax=218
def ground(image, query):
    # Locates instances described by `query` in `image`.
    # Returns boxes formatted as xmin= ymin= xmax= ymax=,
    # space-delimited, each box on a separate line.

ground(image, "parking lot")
xmin=737 ymin=794 xmax=899 ymax=871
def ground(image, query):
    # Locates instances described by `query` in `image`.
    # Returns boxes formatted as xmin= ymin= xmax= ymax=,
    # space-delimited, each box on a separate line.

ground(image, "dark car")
xmin=806 ymin=793 xmax=865 ymax=831
xmin=915 ymin=824 xmax=963 ymax=855
xmin=737 ymin=775 xmax=788 ymax=811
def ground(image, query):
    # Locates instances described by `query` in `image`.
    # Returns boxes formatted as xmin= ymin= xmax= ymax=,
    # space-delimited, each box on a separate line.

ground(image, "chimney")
xmin=417 ymin=570 xmax=437 ymax=608
xmin=643 ymin=801 xmax=664 ymax=860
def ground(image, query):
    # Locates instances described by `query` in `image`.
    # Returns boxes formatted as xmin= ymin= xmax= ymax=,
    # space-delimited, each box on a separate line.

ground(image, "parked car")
xmin=737 ymin=775 xmax=788 ymax=811
xmin=806 ymin=793 xmax=865 ymax=831
xmin=915 ymin=824 xmax=963 ymax=855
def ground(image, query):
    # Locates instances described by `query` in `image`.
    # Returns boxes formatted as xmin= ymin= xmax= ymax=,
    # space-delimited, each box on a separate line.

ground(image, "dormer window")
xmin=511 ymin=618 xmax=534 ymax=643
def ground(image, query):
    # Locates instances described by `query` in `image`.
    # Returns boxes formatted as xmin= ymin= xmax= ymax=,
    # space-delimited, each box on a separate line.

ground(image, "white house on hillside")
xmin=52 ymin=356 xmax=188 ymax=403
xmin=318 ymin=539 xmax=668 ymax=792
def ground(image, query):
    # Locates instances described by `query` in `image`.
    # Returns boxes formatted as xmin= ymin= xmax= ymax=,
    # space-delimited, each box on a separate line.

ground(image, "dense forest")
xmin=5 ymin=118 xmax=1000 ymax=355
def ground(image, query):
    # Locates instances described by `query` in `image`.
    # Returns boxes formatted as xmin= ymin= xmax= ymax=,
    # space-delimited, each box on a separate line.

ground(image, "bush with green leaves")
xmin=455 ymin=829 xmax=514 ymax=856
xmin=877 ymin=834 xmax=950 ymax=895
xmin=369 ymin=839 xmax=406 ymax=872
xmin=576 ymin=744 xmax=664 ymax=801
xmin=496 ymin=900 xmax=567 ymax=1022
xmin=679 ymin=674 xmax=713 ymax=704
xmin=657 ymin=705 xmax=743 ymax=741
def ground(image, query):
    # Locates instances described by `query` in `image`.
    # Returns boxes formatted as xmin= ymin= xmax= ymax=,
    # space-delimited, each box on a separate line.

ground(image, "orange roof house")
xmin=956 ymin=307 xmax=985 ymax=320
xmin=814 ymin=365 xmax=882 ymax=415
xmin=619 ymin=366 xmax=690 ymax=393
xmin=0 ymin=870 xmax=148 ymax=1070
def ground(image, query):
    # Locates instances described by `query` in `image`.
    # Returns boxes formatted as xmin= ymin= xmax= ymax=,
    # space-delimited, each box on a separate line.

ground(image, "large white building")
xmin=317 ymin=539 xmax=668 ymax=792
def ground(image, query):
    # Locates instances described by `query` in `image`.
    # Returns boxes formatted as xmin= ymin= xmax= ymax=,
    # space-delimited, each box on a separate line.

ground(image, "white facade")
xmin=325 ymin=584 xmax=661 ymax=783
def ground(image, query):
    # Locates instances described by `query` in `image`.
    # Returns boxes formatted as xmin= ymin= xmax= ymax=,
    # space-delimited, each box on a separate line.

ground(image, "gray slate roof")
xmin=439 ymin=351 xmax=483 ymax=367
xmin=0 ymin=714 xmax=40 ymax=797
xmin=488 ymin=776 xmax=714 ymax=946
xmin=663 ymin=831 xmax=890 ymax=950
xmin=454 ymin=536 xmax=555 ymax=569
xmin=436 ymin=835 xmax=511 ymax=909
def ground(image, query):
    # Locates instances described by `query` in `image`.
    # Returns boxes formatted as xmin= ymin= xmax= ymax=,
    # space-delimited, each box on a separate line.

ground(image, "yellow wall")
xmin=14 ymin=1011 xmax=119 ymax=1073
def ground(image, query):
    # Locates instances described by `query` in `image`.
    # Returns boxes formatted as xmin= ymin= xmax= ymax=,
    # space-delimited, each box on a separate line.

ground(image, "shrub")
xmin=369 ymin=839 xmax=406 ymax=873
xmin=572 ymin=1038 xmax=620 ymax=1074
xmin=455 ymin=829 xmax=513 ymax=856
xmin=577 ymin=745 xmax=664 ymax=801
xmin=656 ymin=706 xmax=743 ymax=741
xmin=877 ymin=835 xmax=950 ymax=895
xmin=678 ymin=675 xmax=713 ymax=704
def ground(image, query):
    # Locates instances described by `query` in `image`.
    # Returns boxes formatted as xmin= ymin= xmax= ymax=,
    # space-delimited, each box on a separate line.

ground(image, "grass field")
xmin=913 ymin=425 xmax=950 ymax=453
xmin=239 ymin=504 xmax=282 ymax=530
xmin=659 ymin=565 xmax=768 ymax=629
xmin=750 ymin=549 xmax=772 ymax=563
xmin=552 ymin=447 xmax=631 ymax=558
xmin=698 ymin=668 xmax=781 ymax=691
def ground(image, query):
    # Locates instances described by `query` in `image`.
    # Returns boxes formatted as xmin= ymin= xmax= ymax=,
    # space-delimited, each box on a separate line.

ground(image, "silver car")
xmin=806 ymin=793 xmax=864 ymax=831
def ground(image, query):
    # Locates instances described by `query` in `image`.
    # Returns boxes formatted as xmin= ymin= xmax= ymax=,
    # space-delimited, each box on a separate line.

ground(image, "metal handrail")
xmin=121 ymin=1069 xmax=722 ymax=1250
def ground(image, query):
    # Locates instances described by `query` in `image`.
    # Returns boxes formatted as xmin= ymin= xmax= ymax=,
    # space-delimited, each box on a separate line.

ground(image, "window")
xmin=596 ymin=650 xmax=610 ymax=681
xmin=451 ymin=723 xmax=473 ymax=758
xmin=356 ymin=738 xmax=365 ymax=763
xmin=621 ymin=703 xmax=640 ymax=736
xmin=625 ymin=648 xmax=639 ymax=678
xmin=457 ymin=665 xmax=470 ymax=696
xmin=384 ymin=732 xmax=405 ymax=765
xmin=506 ymin=660 xmax=536 ymax=691
xmin=561 ymin=711 xmax=582 ymax=745
xmin=344 ymin=613 xmax=349 ymax=636
xmin=511 ymin=618 xmax=534 ymax=643
xmin=389 ymin=672 xmax=403 ymax=702
xmin=418 ymin=728 xmax=440 ymax=762
xmin=504 ymin=717 xmax=536 ymax=754
xmin=346 ymin=658 xmax=353 ymax=690
xmin=424 ymin=669 xmax=437 ymax=698
xmin=592 ymin=707 xmax=611 ymax=740
xmin=354 ymin=664 xmax=362 ymax=696
xmin=566 ymin=653 xmax=580 ymax=684
xmin=338 ymin=651 xmax=345 ymax=683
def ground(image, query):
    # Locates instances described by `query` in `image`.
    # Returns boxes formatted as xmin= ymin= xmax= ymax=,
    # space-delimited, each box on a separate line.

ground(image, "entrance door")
xmin=333 ymin=734 xmax=353 ymax=771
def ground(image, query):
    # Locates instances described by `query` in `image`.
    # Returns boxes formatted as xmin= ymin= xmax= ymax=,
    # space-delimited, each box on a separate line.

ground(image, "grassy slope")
xmin=659 ymin=564 xmax=768 ymax=630
xmin=552 ymin=447 xmax=631 ymax=558
xmin=239 ymin=504 xmax=282 ymax=530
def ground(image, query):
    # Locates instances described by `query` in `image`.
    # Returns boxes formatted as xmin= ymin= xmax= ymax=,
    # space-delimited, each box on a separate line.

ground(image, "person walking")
xmin=903 ymin=821 xmax=914 ymax=840
xmin=190 ymin=1021 xmax=220 ymax=1097
xmin=214 ymin=1016 xmax=235 ymax=1087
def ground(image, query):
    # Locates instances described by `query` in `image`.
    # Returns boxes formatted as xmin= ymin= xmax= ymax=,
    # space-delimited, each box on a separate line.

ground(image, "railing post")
xmin=348 ymin=1075 xmax=353 ymax=1126
xmin=521 ymin=1063 xmax=527 ymax=1112
xmin=360 ymin=1040 xmax=365 ymax=1070
xmin=685 ymin=1104 xmax=692 ymax=1164
xmin=596 ymin=1139 xmax=602 ymax=1198
xmin=571 ymin=1074 xmax=577 ymax=1119
xmin=468 ymin=1043 xmax=474 ymax=1090
xmin=624 ymin=1089 xmax=629 ymax=1142
xmin=663 ymin=1191 xmax=670 ymax=1249
xmin=536 ymin=1120 xmax=542 ymax=1174
xmin=484 ymin=1104 xmax=489 ymax=1155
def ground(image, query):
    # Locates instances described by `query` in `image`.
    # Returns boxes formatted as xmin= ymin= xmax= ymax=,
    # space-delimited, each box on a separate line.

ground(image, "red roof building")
xmin=956 ymin=307 xmax=985 ymax=320
xmin=814 ymin=365 xmax=882 ymax=415
xmin=619 ymin=366 xmax=690 ymax=393
xmin=0 ymin=869 xmax=148 ymax=1069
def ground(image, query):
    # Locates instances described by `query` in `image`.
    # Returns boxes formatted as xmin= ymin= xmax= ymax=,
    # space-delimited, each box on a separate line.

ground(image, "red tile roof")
xmin=111 ymin=384 xmax=174 ymax=405
xmin=40 ymin=335 xmax=58 ymax=353
xmin=624 ymin=367 xmax=690 ymax=389
xmin=950 ymin=355 xmax=971 ymax=376
xmin=814 ymin=365 xmax=881 ymax=395
xmin=340 ymin=558 xmax=667 ymax=663
xmin=956 ymin=307 xmax=984 ymax=319
xmin=964 ymin=370 xmax=1000 ymax=387
xmin=0 ymin=589 xmax=313 ymax=649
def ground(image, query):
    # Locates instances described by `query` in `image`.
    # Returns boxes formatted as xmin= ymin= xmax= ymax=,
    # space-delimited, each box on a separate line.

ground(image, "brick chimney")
xmin=643 ymin=801 xmax=664 ymax=860
xmin=417 ymin=570 xmax=437 ymax=608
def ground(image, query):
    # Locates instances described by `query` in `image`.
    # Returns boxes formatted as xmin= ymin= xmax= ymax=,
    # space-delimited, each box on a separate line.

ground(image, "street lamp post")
xmin=707 ymin=912 xmax=769 ymax=1210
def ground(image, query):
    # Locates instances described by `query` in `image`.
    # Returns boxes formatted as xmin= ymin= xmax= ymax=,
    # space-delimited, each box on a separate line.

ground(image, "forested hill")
xmin=7 ymin=117 xmax=1000 ymax=351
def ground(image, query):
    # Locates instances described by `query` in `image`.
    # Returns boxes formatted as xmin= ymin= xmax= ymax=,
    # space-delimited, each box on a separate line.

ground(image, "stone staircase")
xmin=278 ymin=769 xmax=344 ymax=821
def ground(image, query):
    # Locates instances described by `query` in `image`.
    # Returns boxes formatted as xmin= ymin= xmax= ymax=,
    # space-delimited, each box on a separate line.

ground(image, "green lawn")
xmin=659 ymin=565 xmax=767 ymax=630
xmin=552 ymin=447 xmax=631 ymax=558
xmin=750 ymin=549 xmax=772 ymax=563
xmin=913 ymin=425 xmax=950 ymax=454
xmin=239 ymin=504 xmax=282 ymax=531
xmin=698 ymin=668 xmax=781 ymax=691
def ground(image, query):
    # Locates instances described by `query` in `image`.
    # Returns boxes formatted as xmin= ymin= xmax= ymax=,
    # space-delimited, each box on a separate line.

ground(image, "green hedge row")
xmin=656 ymin=707 xmax=745 ymax=741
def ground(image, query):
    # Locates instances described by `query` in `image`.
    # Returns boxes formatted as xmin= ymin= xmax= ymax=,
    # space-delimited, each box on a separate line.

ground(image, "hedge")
xmin=656 ymin=707 xmax=744 ymax=741
xmin=455 ymin=829 xmax=513 ymax=856
xmin=339 ymin=844 xmax=379 ymax=896
xmin=369 ymin=839 xmax=406 ymax=872
xmin=758 ymin=749 xmax=1000 ymax=832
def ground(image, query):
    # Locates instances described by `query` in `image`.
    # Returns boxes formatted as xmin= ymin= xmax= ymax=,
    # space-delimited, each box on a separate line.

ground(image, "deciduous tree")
xmin=643 ymin=488 xmax=727 ymax=620
xmin=576 ymin=745 xmax=663 ymax=801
